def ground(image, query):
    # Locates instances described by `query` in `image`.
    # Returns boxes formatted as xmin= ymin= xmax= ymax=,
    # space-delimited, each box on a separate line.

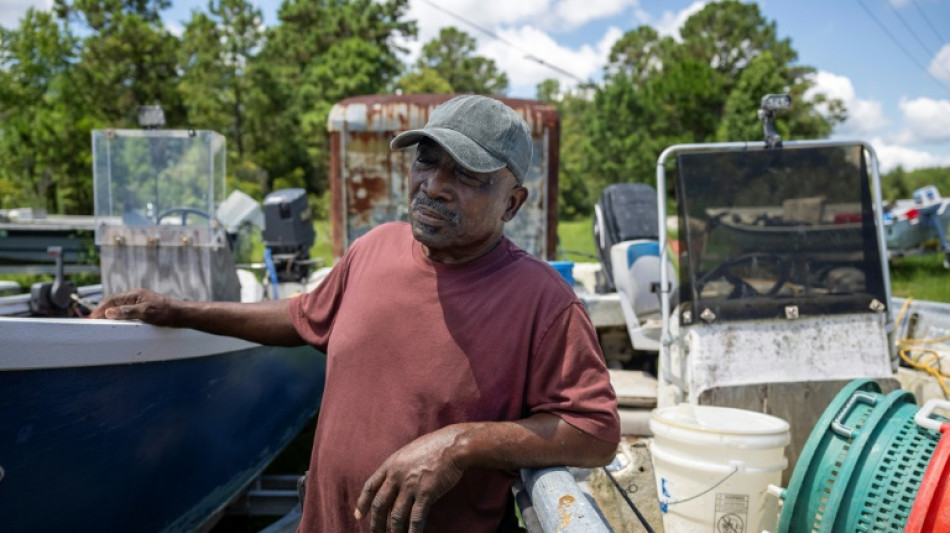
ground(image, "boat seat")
xmin=594 ymin=183 xmax=659 ymax=292
xmin=609 ymin=239 xmax=677 ymax=352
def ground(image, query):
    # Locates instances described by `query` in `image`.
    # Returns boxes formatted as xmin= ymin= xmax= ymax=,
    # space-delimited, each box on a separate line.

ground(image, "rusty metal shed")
xmin=327 ymin=94 xmax=560 ymax=260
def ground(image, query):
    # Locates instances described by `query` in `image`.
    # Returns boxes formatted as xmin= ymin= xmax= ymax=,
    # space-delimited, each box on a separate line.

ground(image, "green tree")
xmin=396 ymin=67 xmax=453 ymax=94
xmin=179 ymin=0 xmax=265 ymax=159
xmin=0 ymin=8 xmax=89 ymax=212
xmin=564 ymin=0 xmax=845 ymax=217
xmin=55 ymin=0 xmax=184 ymax=128
xmin=402 ymin=27 xmax=508 ymax=95
xmin=716 ymin=52 xmax=844 ymax=142
xmin=680 ymin=1 xmax=795 ymax=87
xmin=605 ymin=26 xmax=672 ymax=84
xmin=882 ymin=166 xmax=950 ymax=202
xmin=259 ymin=0 xmax=416 ymax=195
xmin=536 ymin=79 xmax=598 ymax=220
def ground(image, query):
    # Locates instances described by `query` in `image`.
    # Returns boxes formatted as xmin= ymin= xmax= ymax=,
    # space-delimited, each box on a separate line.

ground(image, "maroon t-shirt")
xmin=290 ymin=222 xmax=619 ymax=532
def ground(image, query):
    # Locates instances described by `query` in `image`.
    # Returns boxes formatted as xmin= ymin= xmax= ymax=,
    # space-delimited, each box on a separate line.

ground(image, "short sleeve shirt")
xmin=290 ymin=222 xmax=619 ymax=532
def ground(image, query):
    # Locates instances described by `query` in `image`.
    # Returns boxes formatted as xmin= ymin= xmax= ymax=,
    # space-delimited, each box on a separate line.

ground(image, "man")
xmin=92 ymin=95 xmax=620 ymax=532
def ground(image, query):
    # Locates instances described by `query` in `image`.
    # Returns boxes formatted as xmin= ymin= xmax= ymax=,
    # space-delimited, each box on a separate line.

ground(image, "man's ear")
xmin=502 ymin=185 xmax=529 ymax=222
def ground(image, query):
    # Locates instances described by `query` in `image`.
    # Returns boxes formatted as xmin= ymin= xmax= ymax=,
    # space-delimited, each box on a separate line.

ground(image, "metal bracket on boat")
xmin=180 ymin=236 xmax=191 ymax=246
xmin=681 ymin=309 xmax=692 ymax=325
xmin=869 ymin=299 xmax=885 ymax=313
xmin=113 ymin=235 xmax=125 ymax=245
xmin=785 ymin=305 xmax=799 ymax=320
xmin=700 ymin=308 xmax=716 ymax=323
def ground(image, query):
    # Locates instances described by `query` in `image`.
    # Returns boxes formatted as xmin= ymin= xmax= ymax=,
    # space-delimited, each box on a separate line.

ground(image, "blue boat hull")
xmin=0 ymin=345 xmax=326 ymax=532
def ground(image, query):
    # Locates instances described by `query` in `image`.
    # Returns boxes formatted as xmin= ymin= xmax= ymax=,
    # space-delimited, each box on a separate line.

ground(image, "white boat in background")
xmin=884 ymin=184 xmax=950 ymax=266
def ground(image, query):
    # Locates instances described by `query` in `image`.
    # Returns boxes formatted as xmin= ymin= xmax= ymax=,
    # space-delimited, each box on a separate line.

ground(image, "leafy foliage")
xmin=0 ymin=0 xmax=865 ymax=224
xmin=548 ymin=0 xmax=846 ymax=218
xmin=399 ymin=27 xmax=508 ymax=95
xmin=881 ymin=166 xmax=950 ymax=203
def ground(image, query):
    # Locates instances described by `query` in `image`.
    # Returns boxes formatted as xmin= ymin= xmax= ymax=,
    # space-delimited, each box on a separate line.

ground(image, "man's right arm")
xmin=89 ymin=289 xmax=305 ymax=347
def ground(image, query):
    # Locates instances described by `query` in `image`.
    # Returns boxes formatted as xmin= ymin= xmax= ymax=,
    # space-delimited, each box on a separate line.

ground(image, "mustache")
xmin=411 ymin=195 xmax=461 ymax=227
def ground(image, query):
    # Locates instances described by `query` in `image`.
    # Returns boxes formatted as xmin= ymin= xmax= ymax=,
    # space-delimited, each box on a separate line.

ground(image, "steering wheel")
xmin=694 ymin=253 xmax=788 ymax=299
xmin=156 ymin=207 xmax=212 ymax=226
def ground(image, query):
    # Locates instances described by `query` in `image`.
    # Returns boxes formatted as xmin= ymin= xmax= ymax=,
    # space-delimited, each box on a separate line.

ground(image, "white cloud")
xmin=166 ymin=21 xmax=184 ymax=38
xmin=871 ymin=137 xmax=950 ymax=172
xmin=929 ymin=44 xmax=950 ymax=85
xmin=398 ymin=0 xmax=631 ymax=97
xmin=479 ymin=25 xmax=611 ymax=96
xmin=0 ymin=0 xmax=52 ymax=29
xmin=654 ymin=1 xmax=707 ymax=40
xmin=552 ymin=0 xmax=639 ymax=30
xmin=806 ymin=70 xmax=889 ymax=137
xmin=888 ymin=0 xmax=911 ymax=7
xmin=397 ymin=0 xmax=553 ymax=71
xmin=406 ymin=0 xmax=551 ymax=44
xmin=895 ymin=97 xmax=950 ymax=144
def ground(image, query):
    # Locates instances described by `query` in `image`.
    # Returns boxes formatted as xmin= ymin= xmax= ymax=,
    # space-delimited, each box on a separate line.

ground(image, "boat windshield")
xmin=675 ymin=145 xmax=887 ymax=322
xmin=92 ymin=129 xmax=226 ymax=243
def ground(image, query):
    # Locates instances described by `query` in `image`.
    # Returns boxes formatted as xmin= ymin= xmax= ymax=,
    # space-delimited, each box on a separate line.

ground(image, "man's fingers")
xmin=354 ymin=469 xmax=385 ymax=521
xmin=369 ymin=480 xmax=399 ymax=533
xmin=105 ymin=305 xmax=140 ymax=320
xmin=408 ymin=499 xmax=430 ymax=533
xmin=90 ymin=290 xmax=148 ymax=319
xmin=388 ymin=492 xmax=415 ymax=533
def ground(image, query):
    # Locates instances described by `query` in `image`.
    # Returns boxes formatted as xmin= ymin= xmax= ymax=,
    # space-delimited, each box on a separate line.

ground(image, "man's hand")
xmin=354 ymin=414 xmax=616 ymax=532
xmin=91 ymin=289 xmax=303 ymax=346
xmin=354 ymin=427 xmax=465 ymax=533
xmin=89 ymin=289 xmax=179 ymax=326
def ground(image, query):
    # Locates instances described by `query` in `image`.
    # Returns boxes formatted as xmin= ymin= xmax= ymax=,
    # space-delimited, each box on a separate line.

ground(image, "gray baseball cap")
xmin=390 ymin=95 xmax=533 ymax=183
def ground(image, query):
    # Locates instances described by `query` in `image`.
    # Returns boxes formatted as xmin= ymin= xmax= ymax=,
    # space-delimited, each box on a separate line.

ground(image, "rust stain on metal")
xmin=328 ymin=94 xmax=560 ymax=259
xmin=347 ymin=175 xmax=389 ymax=217
xmin=557 ymin=493 xmax=576 ymax=530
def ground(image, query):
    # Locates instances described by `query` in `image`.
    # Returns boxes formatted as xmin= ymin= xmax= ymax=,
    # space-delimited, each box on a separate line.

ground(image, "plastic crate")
xmin=778 ymin=380 xmax=946 ymax=533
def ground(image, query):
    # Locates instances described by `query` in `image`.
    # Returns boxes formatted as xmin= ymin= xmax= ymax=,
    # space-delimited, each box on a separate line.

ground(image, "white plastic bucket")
xmin=650 ymin=404 xmax=790 ymax=533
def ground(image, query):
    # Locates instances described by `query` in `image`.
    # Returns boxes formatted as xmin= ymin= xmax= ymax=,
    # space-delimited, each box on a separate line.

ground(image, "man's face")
xmin=408 ymin=139 xmax=527 ymax=264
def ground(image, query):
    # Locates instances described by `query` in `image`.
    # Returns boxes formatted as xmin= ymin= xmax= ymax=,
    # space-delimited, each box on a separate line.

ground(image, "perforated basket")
xmin=836 ymin=398 xmax=943 ymax=531
xmin=777 ymin=379 xmax=884 ymax=533
xmin=777 ymin=380 xmax=945 ymax=533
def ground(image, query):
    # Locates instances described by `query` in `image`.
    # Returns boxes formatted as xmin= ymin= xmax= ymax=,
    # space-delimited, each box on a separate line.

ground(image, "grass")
xmin=889 ymin=254 xmax=950 ymax=302
xmin=556 ymin=219 xmax=599 ymax=262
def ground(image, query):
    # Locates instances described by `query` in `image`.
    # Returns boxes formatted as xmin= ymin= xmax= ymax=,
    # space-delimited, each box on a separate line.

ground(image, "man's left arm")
xmin=354 ymin=413 xmax=615 ymax=533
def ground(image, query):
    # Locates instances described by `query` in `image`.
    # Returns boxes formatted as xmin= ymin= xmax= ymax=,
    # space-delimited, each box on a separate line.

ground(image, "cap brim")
xmin=390 ymin=127 xmax=506 ymax=175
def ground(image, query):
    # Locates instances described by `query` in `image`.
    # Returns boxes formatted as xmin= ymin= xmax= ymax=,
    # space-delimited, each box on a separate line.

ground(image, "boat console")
xmin=92 ymin=129 xmax=241 ymax=302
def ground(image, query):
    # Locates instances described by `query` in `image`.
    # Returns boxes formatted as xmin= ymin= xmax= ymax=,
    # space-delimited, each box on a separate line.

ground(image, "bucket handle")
xmin=831 ymin=391 xmax=878 ymax=439
xmin=653 ymin=449 xmax=787 ymax=512
xmin=915 ymin=398 xmax=950 ymax=432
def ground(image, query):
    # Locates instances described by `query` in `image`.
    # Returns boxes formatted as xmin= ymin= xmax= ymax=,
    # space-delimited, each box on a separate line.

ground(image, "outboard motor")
xmin=262 ymin=189 xmax=316 ymax=289
xmin=29 ymin=246 xmax=78 ymax=316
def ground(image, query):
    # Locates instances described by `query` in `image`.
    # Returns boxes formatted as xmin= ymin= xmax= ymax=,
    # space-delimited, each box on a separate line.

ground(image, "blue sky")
xmin=3 ymin=0 xmax=949 ymax=173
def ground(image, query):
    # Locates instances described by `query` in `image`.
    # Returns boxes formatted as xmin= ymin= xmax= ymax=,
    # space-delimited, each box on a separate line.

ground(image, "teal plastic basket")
xmin=838 ymin=400 xmax=944 ymax=531
xmin=777 ymin=379 xmax=946 ymax=533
